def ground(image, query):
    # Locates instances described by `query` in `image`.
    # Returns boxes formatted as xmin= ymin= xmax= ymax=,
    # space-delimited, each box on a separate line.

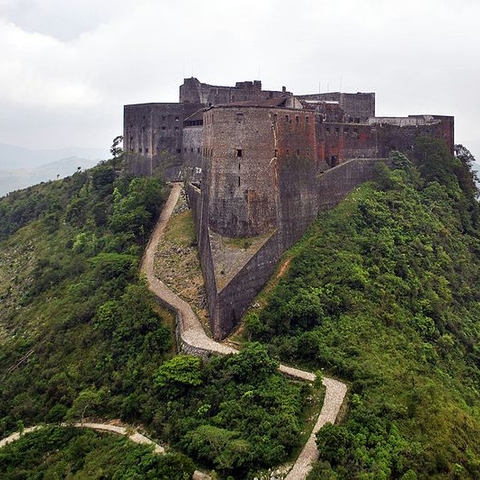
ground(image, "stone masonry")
xmin=125 ymin=78 xmax=454 ymax=339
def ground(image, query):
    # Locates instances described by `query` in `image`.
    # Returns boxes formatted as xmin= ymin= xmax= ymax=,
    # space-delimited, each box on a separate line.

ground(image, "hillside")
xmin=0 ymin=159 xmax=317 ymax=479
xmin=0 ymin=144 xmax=107 ymax=169
xmin=1 ymin=138 xmax=479 ymax=478
xmin=243 ymin=140 xmax=480 ymax=479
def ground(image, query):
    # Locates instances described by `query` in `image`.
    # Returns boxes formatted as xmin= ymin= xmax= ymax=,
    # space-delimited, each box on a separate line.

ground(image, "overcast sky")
xmin=0 ymin=0 xmax=479 ymax=160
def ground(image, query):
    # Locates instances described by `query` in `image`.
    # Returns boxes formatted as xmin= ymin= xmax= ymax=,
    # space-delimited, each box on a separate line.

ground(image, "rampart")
xmin=188 ymin=158 xmax=390 ymax=339
xmin=126 ymin=77 xmax=454 ymax=339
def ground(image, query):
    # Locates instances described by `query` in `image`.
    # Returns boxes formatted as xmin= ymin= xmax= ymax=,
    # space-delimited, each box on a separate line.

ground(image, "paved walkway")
xmin=0 ymin=184 xmax=347 ymax=480
xmin=142 ymin=183 xmax=348 ymax=479
xmin=0 ymin=422 xmax=163 ymax=453
xmin=0 ymin=422 xmax=211 ymax=479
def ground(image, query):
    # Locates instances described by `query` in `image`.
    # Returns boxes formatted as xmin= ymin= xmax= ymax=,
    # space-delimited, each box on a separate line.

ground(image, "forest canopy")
xmin=245 ymin=140 xmax=480 ymax=479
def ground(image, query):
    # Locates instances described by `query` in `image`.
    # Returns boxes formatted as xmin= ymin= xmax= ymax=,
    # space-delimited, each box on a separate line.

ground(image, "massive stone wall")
xmin=124 ymin=103 xmax=185 ymax=176
xmin=203 ymin=107 xmax=279 ymax=237
xmin=190 ymin=155 xmax=390 ymax=339
xmin=211 ymin=161 xmax=389 ymax=338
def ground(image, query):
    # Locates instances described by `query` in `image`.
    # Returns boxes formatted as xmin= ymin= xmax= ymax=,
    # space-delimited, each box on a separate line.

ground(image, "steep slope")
xmin=0 ymin=160 xmax=321 ymax=479
xmin=245 ymin=143 xmax=480 ymax=479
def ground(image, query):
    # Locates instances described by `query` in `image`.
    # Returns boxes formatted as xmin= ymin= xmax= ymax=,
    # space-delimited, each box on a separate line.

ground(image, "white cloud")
xmin=0 ymin=0 xmax=479 ymax=156
xmin=0 ymin=20 xmax=101 ymax=108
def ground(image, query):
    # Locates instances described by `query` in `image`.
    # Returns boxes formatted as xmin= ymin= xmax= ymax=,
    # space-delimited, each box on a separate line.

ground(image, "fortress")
xmin=124 ymin=78 xmax=454 ymax=339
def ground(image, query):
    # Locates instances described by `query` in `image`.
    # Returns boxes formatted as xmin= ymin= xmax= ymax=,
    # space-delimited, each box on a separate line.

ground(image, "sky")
xmin=0 ymin=0 xmax=480 ymax=161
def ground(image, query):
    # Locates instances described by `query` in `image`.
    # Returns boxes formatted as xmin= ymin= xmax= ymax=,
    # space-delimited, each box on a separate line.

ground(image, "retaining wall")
xmin=188 ymin=158 xmax=390 ymax=339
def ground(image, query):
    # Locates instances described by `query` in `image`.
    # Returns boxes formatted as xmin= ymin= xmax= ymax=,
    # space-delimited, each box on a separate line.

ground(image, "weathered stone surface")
xmin=126 ymin=77 xmax=454 ymax=339
xmin=142 ymin=184 xmax=348 ymax=479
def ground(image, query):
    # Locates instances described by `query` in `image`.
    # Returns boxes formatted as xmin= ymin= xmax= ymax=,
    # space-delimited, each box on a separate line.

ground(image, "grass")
xmin=153 ymin=198 xmax=209 ymax=328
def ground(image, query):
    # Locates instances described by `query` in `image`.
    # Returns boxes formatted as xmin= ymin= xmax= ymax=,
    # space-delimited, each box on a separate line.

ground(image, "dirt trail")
xmin=0 ymin=183 xmax=347 ymax=480
xmin=142 ymin=183 xmax=348 ymax=479
xmin=0 ymin=422 xmax=163 ymax=454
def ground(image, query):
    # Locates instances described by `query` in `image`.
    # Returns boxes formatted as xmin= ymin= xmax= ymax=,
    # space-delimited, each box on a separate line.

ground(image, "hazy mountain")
xmin=0 ymin=143 xmax=108 ymax=197
xmin=0 ymin=144 xmax=108 ymax=170
xmin=0 ymin=156 xmax=98 ymax=197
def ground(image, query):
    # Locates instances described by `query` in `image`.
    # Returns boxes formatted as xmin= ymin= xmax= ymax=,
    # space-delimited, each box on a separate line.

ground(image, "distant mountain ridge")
xmin=0 ymin=144 xmax=108 ymax=169
xmin=0 ymin=143 xmax=108 ymax=197
xmin=0 ymin=156 xmax=99 ymax=197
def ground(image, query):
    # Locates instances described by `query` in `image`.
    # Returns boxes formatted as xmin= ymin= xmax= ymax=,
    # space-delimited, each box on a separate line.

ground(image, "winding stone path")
xmin=0 ymin=183 xmax=347 ymax=480
xmin=142 ymin=182 xmax=348 ymax=479
xmin=0 ymin=422 xmax=164 ymax=454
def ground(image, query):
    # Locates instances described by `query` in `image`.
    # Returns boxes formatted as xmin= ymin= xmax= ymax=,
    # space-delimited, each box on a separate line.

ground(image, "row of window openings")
xmin=202 ymin=149 xmax=242 ymax=157
xmin=131 ymin=125 xmax=181 ymax=140
xmin=132 ymin=147 xmax=185 ymax=155
xmin=325 ymin=127 xmax=360 ymax=134
xmin=200 ymin=148 xmax=310 ymax=158
xmin=272 ymin=114 xmax=310 ymax=125
xmin=139 ymin=116 xmax=180 ymax=122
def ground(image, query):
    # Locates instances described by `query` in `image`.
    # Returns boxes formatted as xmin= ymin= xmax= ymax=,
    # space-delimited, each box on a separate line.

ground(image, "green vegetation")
xmin=152 ymin=342 xmax=317 ymax=478
xmin=246 ymin=139 xmax=480 ymax=479
xmin=0 ymin=425 xmax=195 ymax=479
xmin=0 ymin=156 xmax=314 ymax=478
xmin=0 ymin=160 xmax=172 ymax=436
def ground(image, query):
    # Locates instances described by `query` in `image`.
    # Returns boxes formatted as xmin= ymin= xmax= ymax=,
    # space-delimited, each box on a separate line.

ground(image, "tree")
xmin=154 ymin=355 xmax=204 ymax=396
xmin=110 ymin=135 xmax=123 ymax=159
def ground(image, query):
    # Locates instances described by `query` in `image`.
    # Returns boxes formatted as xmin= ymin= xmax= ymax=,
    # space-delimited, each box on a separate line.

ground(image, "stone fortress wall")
xmin=125 ymin=78 xmax=454 ymax=339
